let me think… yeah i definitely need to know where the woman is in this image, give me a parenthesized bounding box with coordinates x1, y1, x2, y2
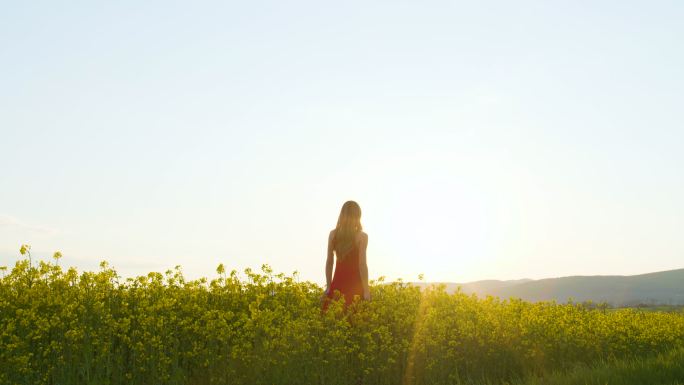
(322, 200, 370, 311)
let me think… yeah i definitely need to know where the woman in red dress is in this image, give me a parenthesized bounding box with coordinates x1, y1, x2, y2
(322, 201, 370, 312)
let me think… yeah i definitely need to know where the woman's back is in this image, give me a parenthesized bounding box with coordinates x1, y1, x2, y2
(322, 200, 370, 311)
(333, 230, 362, 269)
(323, 230, 365, 308)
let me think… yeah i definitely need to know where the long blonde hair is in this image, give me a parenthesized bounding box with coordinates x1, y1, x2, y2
(334, 201, 362, 260)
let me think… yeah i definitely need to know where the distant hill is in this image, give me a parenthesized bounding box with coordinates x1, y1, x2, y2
(410, 279, 533, 296)
(410, 268, 684, 306)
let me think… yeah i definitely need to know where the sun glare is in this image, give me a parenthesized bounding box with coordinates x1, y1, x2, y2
(365, 174, 499, 283)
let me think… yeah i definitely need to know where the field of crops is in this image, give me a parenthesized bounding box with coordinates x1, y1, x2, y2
(2, 250, 684, 385)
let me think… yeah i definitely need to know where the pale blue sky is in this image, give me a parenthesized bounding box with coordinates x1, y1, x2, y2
(1, 1, 683, 285)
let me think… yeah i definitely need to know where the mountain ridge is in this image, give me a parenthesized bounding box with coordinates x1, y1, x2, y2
(409, 268, 684, 306)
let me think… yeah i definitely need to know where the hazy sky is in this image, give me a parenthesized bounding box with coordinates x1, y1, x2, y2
(1, 1, 683, 285)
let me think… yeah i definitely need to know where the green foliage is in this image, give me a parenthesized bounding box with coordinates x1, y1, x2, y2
(1, 250, 683, 385)
(514, 346, 684, 385)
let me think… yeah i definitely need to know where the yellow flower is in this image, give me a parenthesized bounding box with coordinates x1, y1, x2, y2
(20, 244, 30, 255)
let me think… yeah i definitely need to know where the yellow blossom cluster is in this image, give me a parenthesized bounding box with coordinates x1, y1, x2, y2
(1, 252, 683, 385)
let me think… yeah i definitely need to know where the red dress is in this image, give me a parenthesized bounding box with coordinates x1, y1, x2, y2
(322, 242, 364, 311)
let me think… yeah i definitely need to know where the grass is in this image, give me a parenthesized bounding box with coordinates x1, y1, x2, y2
(511, 346, 684, 385)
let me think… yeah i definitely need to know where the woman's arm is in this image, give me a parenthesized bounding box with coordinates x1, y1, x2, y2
(325, 230, 335, 293)
(358, 232, 370, 300)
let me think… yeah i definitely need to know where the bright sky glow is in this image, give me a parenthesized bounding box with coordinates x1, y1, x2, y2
(1, 1, 683, 285)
